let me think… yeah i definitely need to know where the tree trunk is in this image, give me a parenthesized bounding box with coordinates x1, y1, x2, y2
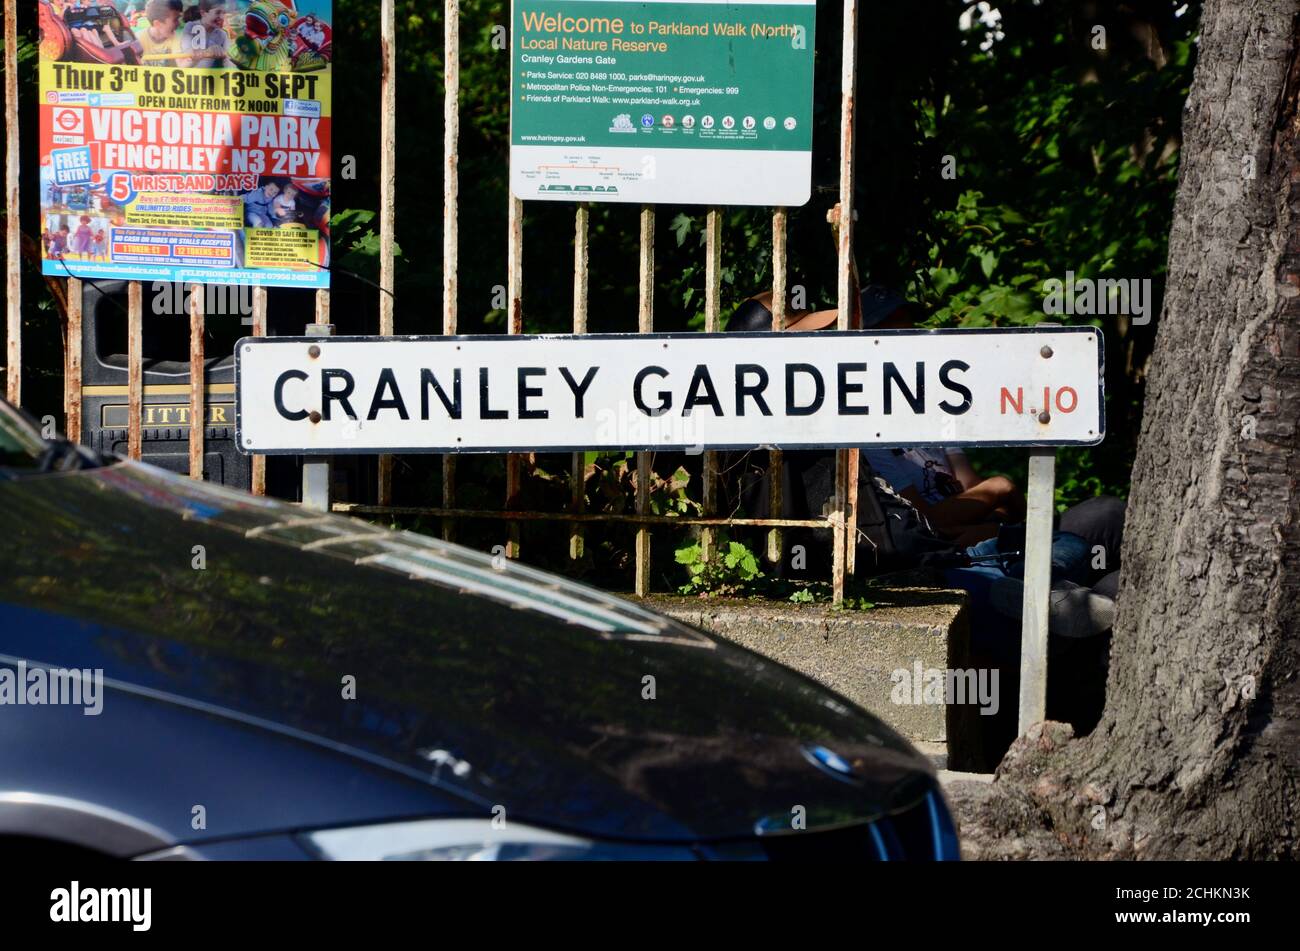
(951, 0, 1300, 859)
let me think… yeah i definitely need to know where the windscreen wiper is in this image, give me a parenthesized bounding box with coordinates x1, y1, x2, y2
(35, 438, 106, 474)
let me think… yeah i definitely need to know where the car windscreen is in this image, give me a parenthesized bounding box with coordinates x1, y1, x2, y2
(0, 401, 108, 477)
(0, 401, 49, 472)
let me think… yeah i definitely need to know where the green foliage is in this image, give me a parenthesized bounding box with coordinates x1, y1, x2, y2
(910, 2, 1197, 506)
(921, 190, 1041, 327)
(675, 539, 764, 597)
(831, 596, 877, 613)
(650, 466, 699, 517)
(0, 0, 1202, 587)
(331, 208, 401, 280)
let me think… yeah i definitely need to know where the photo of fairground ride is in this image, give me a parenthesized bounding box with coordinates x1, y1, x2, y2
(37, 0, 333, 72)
(250, 176, 331, 269)
(39, 1, 144, 65)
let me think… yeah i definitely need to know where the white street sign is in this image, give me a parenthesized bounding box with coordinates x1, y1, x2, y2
(235, 328, 1104, 455)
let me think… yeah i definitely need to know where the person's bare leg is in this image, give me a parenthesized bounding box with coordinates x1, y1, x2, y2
(952, 523, 999, 547)
(985, 476, 1026, 522)
(925, 477, 1022, 536)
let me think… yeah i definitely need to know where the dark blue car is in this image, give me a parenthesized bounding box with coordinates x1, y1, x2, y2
(0, 399, 958, 860)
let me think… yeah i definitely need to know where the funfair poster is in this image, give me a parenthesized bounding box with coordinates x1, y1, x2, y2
(36, 0, 332, 290)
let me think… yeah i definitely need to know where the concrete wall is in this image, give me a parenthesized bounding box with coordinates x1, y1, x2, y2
(650, 585, 990, 771)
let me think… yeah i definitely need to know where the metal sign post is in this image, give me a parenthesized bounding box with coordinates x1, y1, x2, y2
(1017, 447, 1057, 735)
(301, 322, 335, 512)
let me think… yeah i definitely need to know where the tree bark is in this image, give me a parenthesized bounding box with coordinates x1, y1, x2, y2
(951, 0, 1300, 859)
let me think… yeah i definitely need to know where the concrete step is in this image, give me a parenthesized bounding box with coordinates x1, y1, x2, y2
(648, 584, 997, 772)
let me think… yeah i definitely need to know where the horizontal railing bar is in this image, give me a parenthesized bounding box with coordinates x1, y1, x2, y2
(332, 504, 832, 530)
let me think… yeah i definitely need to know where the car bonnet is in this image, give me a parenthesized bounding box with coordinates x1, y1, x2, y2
(0, 461, 936, 842)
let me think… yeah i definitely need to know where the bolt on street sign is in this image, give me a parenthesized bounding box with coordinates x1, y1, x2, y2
(510, 0, 817, 206)
(235, 328, 1104, 455)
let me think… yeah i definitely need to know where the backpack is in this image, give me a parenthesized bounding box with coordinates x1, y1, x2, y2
(735, 450, 958, 577)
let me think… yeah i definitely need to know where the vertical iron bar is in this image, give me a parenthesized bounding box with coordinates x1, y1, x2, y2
(377, 0, 397, 506)
(188, 284, 204, 479)
(4, 0, 19, 406)
(832, 0, 860, 604)
(701, 208, 722, 562)
(66, 279, 83, 441)
(127, 282, 142, 460)
(570, 203, 589, 560)
(634, 206, 654, 596)
(312, 289, 331, 502)
(766, 209, 787, 566)
(505, 195, 524, 558)
(442, 0, 460, 541)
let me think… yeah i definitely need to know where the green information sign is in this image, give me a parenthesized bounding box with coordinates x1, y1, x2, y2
(510, 0, 817, 205)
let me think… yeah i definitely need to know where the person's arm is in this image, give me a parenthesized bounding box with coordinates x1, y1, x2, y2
(943, 448, 1026, 522)
(212, 34, 231, 67)
(947, 449, 980, 491)
(882, 475, 1007, 546)
(175, 36, 194, 68)
(73, 27, 107, 49)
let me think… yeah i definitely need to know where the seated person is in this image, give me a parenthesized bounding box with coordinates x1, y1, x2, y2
(729, 285, 906, 333)
(730, 284, 1125, 641)
(244, 181, 281, 229)
(137, 0, 184, 66)
(865, 447, 1023, 547)
(272, 183, 300, 225)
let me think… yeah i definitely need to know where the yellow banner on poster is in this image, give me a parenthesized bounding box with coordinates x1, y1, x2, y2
(245, 227, 321, 269)
(40, 61, 332, 114)
(126, 192, 242, 229)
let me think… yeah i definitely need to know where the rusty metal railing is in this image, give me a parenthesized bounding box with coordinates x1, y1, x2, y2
(4, 0, 19, 407)
(3, 0, 865, 601)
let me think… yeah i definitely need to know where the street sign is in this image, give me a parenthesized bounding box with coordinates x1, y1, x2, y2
(236, 328, 1105, 455)
(510, 0, 817, 206)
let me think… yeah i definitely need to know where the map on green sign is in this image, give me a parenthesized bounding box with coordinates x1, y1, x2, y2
(510, 0, 817, 206)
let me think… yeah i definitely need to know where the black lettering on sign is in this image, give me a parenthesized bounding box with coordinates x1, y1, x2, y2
(479, 367, 508, 419)
(635, 366, 671, 416)
(421, 368, 462, 419)
(735, 364, 772, 417)
(837, 363, 869, 416)
(939, 360, 972, 415)
(368, 368, 410, 420)
(321, 369, 357, 420)
(274, 369, 309, 421)
(683, 365, 723, 416)
(786, 364, 824, 417)
(518, 367, 548, 420)
(883, 362, 925, 415)
(559, 366, 599, 418)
